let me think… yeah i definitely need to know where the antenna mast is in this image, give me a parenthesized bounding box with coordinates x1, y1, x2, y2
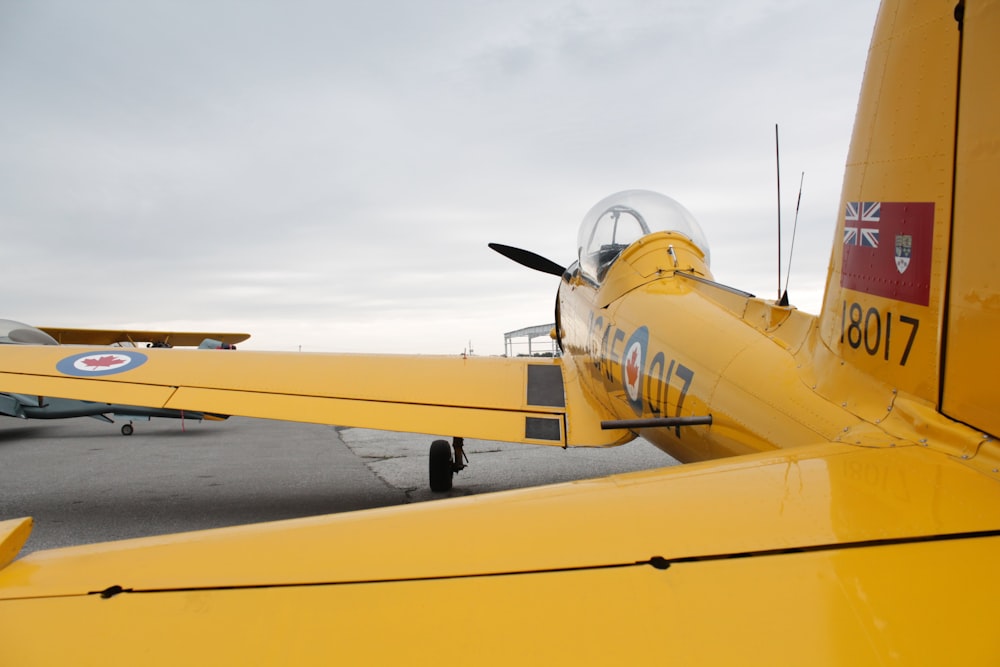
(783, 172, 805, 301)
(775, 124, 782, 302)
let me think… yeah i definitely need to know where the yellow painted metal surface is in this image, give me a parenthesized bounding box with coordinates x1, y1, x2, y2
(0, 519, 31, 570)
(0, 348, 622, 447)
(3, 537, 1000, 666)
(0, 370, 180, 408)
(942, 0, 1000, 436)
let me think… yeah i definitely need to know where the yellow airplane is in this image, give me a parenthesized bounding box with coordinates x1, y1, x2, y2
(0, 319, 248, 434)
(1, 0, 998, 662)
(33, 324, 248, 349)
(1, 318, 249, 349)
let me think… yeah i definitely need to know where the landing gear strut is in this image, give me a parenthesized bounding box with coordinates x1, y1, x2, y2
(429, 437, 468, 492)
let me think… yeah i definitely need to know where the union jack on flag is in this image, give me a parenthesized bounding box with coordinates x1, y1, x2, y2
(846, 201, 881, 223)
(859, 227, 879, 247)
(844, 201, 880, 247)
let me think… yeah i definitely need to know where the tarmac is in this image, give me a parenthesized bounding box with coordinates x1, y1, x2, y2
(0, 415, 677, 557)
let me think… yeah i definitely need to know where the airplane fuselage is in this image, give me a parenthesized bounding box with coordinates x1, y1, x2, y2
(556, 229, 965, 465)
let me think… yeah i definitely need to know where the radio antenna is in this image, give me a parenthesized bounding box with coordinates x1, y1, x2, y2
(781, 171, 805, 303)
(775, 124, 783, 303)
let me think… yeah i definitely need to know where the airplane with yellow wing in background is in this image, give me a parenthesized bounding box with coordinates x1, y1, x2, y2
(1, 0, 999, 662)
(0, 319, 248, 434)
(33, 323, 248, 349)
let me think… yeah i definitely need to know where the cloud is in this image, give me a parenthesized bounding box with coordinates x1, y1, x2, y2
(0, 0, 878, 354)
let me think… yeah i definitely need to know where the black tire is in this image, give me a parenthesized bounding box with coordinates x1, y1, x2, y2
(121, 423, 134, 436)
(429, 439, 453, 492)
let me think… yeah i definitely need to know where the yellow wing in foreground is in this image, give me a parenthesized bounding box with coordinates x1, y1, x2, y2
(1, 442, 998, 664)
(37, 327, 250, 347)
(0, 344, 627, 447)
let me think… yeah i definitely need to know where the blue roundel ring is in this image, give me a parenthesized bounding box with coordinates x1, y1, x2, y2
(56, 351, 149, 377)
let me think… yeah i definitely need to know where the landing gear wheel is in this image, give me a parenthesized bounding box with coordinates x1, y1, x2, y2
(429, 439, 454, 492)
(121, 423, 134, 436)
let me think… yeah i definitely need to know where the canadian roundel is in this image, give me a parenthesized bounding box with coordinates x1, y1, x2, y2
(623, 340, 644, 402)
(56, 351, 148, 377)
(621, 326, 650, 416)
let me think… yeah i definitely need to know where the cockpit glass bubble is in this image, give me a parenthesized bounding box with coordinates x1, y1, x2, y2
(576, 190, 710, 283)
(0, 319, 59, 345)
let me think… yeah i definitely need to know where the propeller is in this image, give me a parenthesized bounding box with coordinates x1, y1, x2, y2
(488, 243, 566, 277)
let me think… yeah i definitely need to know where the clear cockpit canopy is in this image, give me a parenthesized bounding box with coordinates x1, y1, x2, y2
(577, 190, 710, 283)
(0, 319, 58, 345)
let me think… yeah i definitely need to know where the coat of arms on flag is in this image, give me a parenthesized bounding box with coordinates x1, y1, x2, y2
(840, 201, 934, 305)
(895, 234, 912, 274)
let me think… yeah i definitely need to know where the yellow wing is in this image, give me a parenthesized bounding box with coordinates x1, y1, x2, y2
(0, 344, 627, 447)
(37, 327, 250, 347)
(1, 442, 998, 664)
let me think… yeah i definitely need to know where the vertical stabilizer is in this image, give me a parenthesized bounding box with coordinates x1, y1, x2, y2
(818, 0, 998, 438)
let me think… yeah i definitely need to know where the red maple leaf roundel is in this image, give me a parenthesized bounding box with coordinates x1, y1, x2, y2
(81, 355, 127, 369)
(59, 350, 146, 377)
(625, 345, 641, 389)
(625, 343, 642, 401)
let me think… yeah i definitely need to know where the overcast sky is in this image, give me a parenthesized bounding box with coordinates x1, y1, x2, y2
(1, 1, 879, 355)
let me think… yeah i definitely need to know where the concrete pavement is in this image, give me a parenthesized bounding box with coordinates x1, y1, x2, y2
(0, 415, 676, 556)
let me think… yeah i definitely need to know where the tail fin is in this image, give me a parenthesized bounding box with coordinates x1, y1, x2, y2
(818, 0, 999, 439)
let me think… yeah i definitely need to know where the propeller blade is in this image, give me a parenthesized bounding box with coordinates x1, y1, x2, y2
(488, 243, 566, 277)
